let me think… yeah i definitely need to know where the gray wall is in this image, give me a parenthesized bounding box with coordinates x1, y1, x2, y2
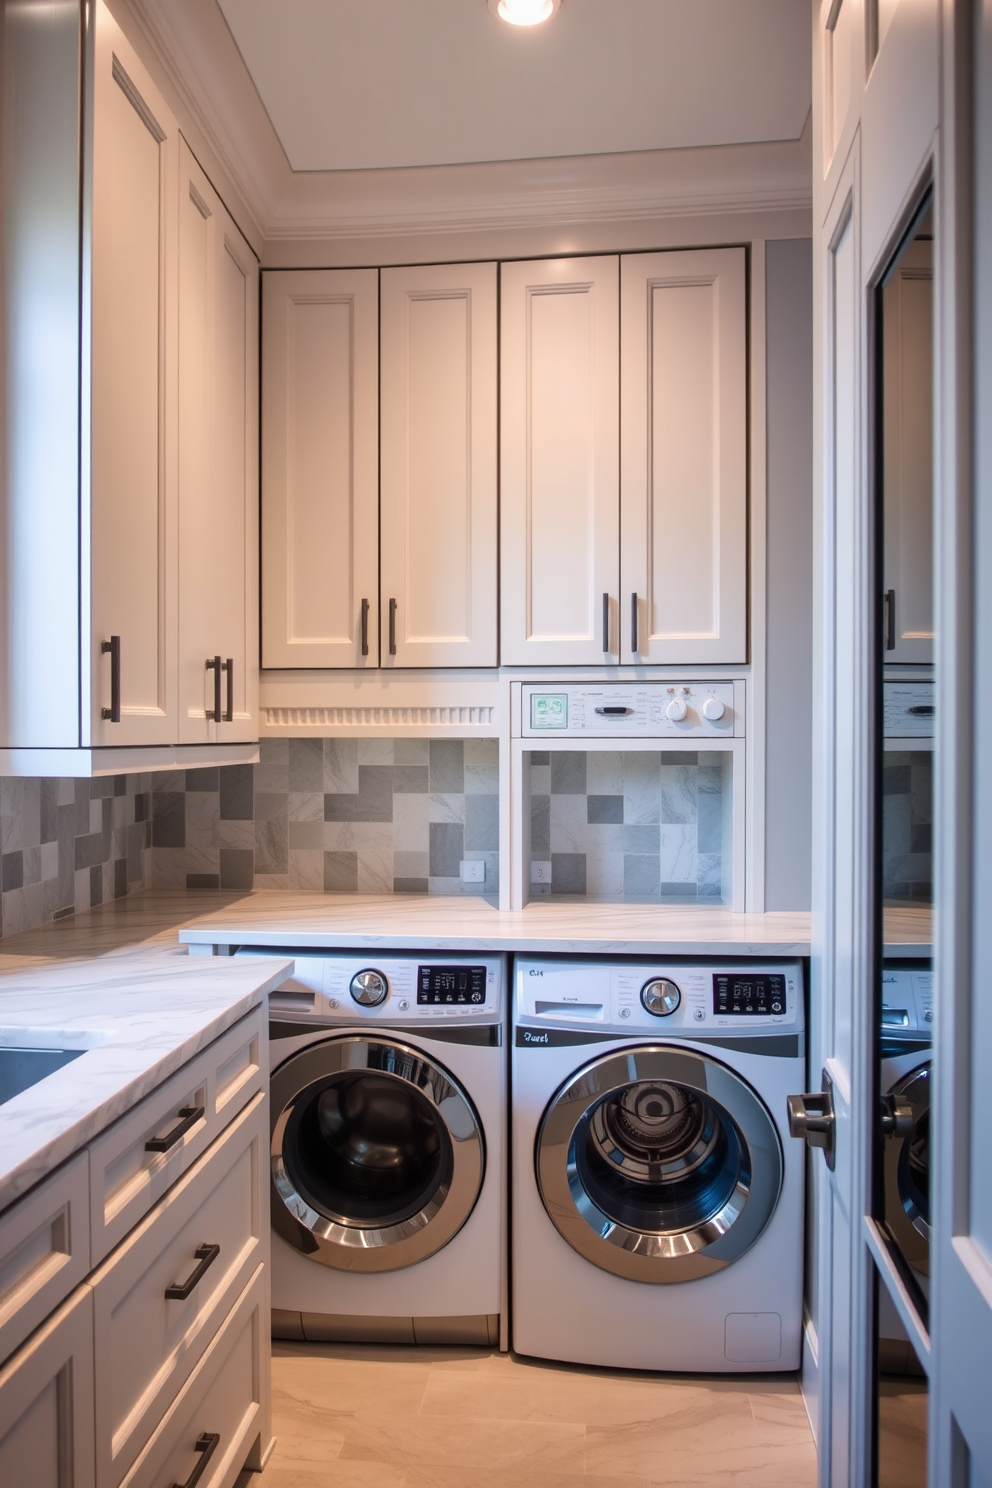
(765, 238, 814, 911)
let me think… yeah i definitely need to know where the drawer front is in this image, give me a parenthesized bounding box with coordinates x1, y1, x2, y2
(0, 1283, 95, 1488)
(89, 1008, 265, 1264)
(119, 1266, 266, 1488)
(93, 1092, 266, 1488)
(0, 1151, 90, 1366)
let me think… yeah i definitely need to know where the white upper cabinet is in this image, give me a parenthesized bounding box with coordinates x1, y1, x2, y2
(380, 262, 498, 668)
(882, 236, 934, 664)
(261, 270, 379, 669)
(500, 257, 620, 666)
(177, 141, 259, 744)
(620, 248, 748, 664)
(89, 1, 179, 746)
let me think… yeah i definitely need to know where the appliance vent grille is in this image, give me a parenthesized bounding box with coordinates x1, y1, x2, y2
(263, 706, 496, 729)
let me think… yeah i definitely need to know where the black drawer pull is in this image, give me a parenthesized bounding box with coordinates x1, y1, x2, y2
(205, 655, 222, 721)
(145, 1104, 205, 1153)
(171, 1431, 220, 1488)
(101, 636, 121, 722)
(389, 597, 397, 656)
(165, 1243, 220, 1301)
(360, 597, 370, 657)
(223, 657, 234, 723)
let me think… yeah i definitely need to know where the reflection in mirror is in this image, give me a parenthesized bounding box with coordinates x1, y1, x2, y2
(875, 1263, 928, 1487)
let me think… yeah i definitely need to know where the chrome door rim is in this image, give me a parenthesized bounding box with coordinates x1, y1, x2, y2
(884, 1063, 930, 1272)
(271, 1035, 485, 1272)
(536, 1044, 784, 1284)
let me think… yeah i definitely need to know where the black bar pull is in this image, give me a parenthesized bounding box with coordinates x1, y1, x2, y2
(360, 598, 370, 658)
(101, 636, 121, 722)
(205, 656, 222, 720)
(165, 1243, 221, 1301)
(884, 589, 896, 650)
(223, 658, 234, 723)
(171, 1432, 221, 1488)
(602, 593, 610, 653)
(630, 592, 639, 654)
(145, 1104, 205, 1153)
(389, 598, 397, 656)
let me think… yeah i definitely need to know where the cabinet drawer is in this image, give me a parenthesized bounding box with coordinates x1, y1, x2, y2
(89, 1008, 265, 1264)
(0, 1152, 89, 1366)
(120, 1265, 266, 1488)
(0, 1283, 95, 1488)
(93, 1092, 266, 1488)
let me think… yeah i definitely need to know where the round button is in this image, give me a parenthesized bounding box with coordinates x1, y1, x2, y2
(693, 1007, 706, 1022)
(350, 968, 389, 1007)
(666, 697, 688, 722)
(327, 998, 339, 1010)
(702, 696, 725, 721)
(618, 1006, 632, 1019)
(398, 999, 410, 1011)
(640, 978, 682, 1017)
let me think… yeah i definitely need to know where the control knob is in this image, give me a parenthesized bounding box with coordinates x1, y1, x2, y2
(640, 978, 682, 1017)
(702, 696, 725, 721)
(350, 968, 389, 1007)
(666, 697, 688, 722)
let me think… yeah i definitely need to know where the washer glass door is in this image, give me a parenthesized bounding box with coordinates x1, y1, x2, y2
(536, 1045, 783, 1283)
(883, 1062, 930, 1276)
(271, 1036, 485, 1271)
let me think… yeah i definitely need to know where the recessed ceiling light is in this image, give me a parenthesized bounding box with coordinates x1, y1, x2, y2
(487, 0, 562, 27)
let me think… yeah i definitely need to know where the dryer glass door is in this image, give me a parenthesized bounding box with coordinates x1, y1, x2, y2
(882, 1062, 931, 1276)
(271, 1036, 485, 1272)
(536, 1045, 783, 1283)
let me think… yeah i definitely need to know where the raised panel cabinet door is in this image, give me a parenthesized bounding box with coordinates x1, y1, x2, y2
(88, 0, 179, 745)
(620, 248, 748, 665)
(881, 237, 933, 663)
(262, 269, 379, 668)
(380, 262, 498, 668)
(0, 1286, 95, 1488)
(177, 140, 259, 744)
(500, 256, 620, 665)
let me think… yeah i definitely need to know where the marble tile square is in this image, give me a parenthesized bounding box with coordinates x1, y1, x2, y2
(2, 850, 23, 892)
(883, 763, 911, 795)
(57, 777, 75, 808)
(255, 816, 289, 875)
(428, 793, 465, 824)
(585, 850, 624, 896)
(697, 791, 724, 856)
(624, 854, 661, 896)
(149, 847, 186, 890)
(551, 853, 586, 895)
(358, 738, 395, 766)
(394, 851, 429, 879)
(289, 791, 325, 823)
(219, 818, 255, 851)
(393, 765, 429, 794)
(288, 737, 324, 793)
(395, 878, 429, 894)
(357, 839, 393, 893)
(256, 738, 290, 793)
(660, 764, 698, 824)
(530, 764, 551, 796)
(40, 780, 58, 846)
(882, 795, 912, 855)
(588, 795, 623, 824)
(464, 738, 498, 768)
(430, 739, 464, 793)
(40, 841, 58, 882)
(89, 796, 102, 834)
(394, 738, 429, 764)
(529, 751, 550, 766)
(289, 819, 324, 850)
(151, 790, 185, 849)
(325, 852, 358, 891)
(623, 753, 661, 825)
(622, 824, 660, 854)
(324, 822, 393, 855)
(289, 849, 324, 891)
(185, 791, 220, 876)
(22, 844, 41, 887)
(325, 739, 360, 793)
(185, 767, 219, 792)
(698, 766, 722, 795)
(698, 853, 723, 895)
(186, 873, 220, 891)
(465, 761, 499, 795)
(465, 794, 499, 851)
(220, 764, 254, 821)
(219, 848, 254, 890)
(531, 796, 551, 856)
(660, 824, 697, 882)
(430, 822, 463, 877)
(586, 752, 624, 795)
(551, 752, 586, 795)
(391, 792, 429, 852)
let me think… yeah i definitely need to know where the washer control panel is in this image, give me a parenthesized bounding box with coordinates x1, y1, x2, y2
(237, 950, 504, 1025)
(515, 957, 803, 1034)
(880, 962, 933, 1034)
(521, 683, 739, 738)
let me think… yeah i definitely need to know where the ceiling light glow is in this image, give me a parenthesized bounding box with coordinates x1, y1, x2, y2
(488, 0, 561, 27)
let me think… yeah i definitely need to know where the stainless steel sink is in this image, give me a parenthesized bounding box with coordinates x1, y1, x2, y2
(0, 1046, 87, 1106)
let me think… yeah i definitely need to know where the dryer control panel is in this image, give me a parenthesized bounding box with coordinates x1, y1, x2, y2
(880, 962, 933, 1034)
(515, 957, 803, 1035)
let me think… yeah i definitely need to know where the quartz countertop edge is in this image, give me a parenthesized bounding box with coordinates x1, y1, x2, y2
(0, 953, 292, 1215)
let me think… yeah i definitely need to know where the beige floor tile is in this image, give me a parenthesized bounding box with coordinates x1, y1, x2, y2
(749, 1388, 816, 1444)
(645, 1440, 818, 1487)
(553, 1402, 758, 1480)
(338, 1412, 585, 1472)
(260, 1466, 406, 1488)
(404, 1469, 632, 1488)
(271, 1344, 432, 1417)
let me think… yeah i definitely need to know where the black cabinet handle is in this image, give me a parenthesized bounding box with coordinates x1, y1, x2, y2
(145, 1104, 205, 1153)
(205, 656, 222, 721)
(630, 592, 639, 654)
(602, 593, 610, 653)
(361, 598, 370, 657)
(171, 1432, 220, 1488)
(884, 589, 896, 650)
(389, 598, 397, 656)
(101, 636, 121, 722)
(165, 1243, 220, 1301)
(223, 658, 234, 723)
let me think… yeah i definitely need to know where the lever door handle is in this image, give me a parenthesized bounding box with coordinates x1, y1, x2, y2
(787, 1070, 835, 1169)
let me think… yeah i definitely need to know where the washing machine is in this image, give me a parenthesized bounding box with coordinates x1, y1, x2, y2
(511, 955, 805, 1372)
(237, 950, 507, 1347)
(878, 960, 932, 1369)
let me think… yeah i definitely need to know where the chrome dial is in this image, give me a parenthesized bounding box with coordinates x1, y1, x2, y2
(350, 969, 389, 1007)
(640, 977, 681, 1017)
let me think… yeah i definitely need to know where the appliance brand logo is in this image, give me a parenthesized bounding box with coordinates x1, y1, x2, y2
(522, 1030, 549, 1044)
(528, 969, 544, 976)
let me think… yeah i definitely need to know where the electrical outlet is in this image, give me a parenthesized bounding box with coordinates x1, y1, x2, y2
(459, 860, 485, 883)
(531, 861, 552, 884)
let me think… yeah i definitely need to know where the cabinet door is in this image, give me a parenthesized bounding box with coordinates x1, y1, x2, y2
(881, 237, 933, 663)
(500, 257, 620, 665)
(0, 1286, 95, 1488)
(380, 262, 497, 668)
(620, 248, 748, 664)
(261, 269, 379, 669)
(177, 140, 259, 744)
(88, 0, 178, 745)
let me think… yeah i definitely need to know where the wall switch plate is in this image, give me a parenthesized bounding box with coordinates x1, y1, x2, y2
(459, 860, 485, 883)
(531, 861, 552, 884)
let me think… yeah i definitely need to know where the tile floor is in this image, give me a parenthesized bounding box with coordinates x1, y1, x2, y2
(252, 1341, 818, 1488)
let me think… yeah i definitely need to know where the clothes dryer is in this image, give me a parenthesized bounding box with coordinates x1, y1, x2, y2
(511, 956, 805, 1372)
(237, 951, 506, 1347)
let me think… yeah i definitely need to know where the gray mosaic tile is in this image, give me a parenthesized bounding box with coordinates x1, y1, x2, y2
(22, 845, 41, 887)
(531, 796, 551, 856)
(394, 877, 429, 893)
(289, 819, 323, 850)
(358, 738, 394, 766)
(220, 765, 254, 821)
(394, 738, 429, 765)
(624, 854, 660, 897)
(324, 851, 358, 891)
(660, 765, 697, 824)
(255, 815, 289, 876)
(290, 849, 324, 891)
(394, 765, 429, 794)
(324, 739, 359, 793)
(659, 881, 700, 897)
(324, 765, 394, 822)
(551, 853, 586, 895)
(152, 792, 185, 848)
(697, 791, 723, 856)
(256, 738, 290, 794)
(394, 851, 429, 879)
(429, 793, 465, 824)
(530, 751, 550, 766)
(659, 824, 697, 883)
(40, 780, 58, 845)
(429, 822, 463, 877)
(622, 824, 660, 854)
(551, 752, 586, 795)
(186, 767, 220, 792)
(588, 795, 623, 824)
(465, 793, 499, 851)
(187, 873, 220, 890)
(2, 851, 23, 892)
(219, 848, 254, 891)
(430, 740, 464, 794)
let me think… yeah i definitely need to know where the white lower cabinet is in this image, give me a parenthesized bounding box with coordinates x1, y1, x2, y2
(0, 1286, 95, 1488)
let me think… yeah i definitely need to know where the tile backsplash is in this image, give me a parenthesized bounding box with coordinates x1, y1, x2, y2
(529, 750, 727, 900)
(882, 751, 932, 902)
(149, 738, 501, 897)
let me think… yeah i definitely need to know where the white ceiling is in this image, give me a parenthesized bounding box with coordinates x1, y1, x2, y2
(216, 0, 811, 173)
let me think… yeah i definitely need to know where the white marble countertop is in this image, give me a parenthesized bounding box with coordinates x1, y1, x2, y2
(0, 915, 290, 1213)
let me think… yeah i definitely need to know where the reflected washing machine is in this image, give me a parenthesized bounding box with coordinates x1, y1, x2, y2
(878, 960, 932, 1369)
(237, 950, 506, 1347)
(511, 956, 805, 1372)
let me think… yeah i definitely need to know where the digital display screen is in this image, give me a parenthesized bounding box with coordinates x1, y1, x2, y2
(713, 974, 786, 1017)
(417, 965, 487, 1006)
